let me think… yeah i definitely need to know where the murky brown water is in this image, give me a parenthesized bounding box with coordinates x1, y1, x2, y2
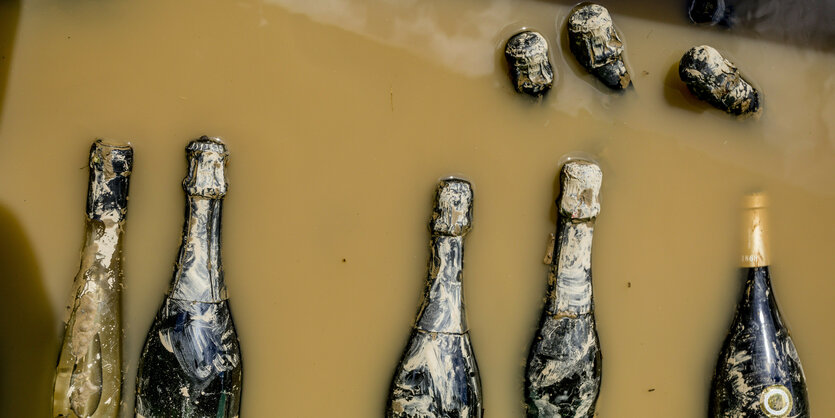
(0, 0, 833, 416)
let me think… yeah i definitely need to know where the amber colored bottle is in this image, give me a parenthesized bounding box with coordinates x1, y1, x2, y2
(709, 193, 809, 417)
(53, 140, 133, 418)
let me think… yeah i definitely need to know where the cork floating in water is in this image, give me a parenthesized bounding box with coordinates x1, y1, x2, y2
(567, 4, 631, 90)
(679, 45, 761, 117)
(505, 31, 554, 97)
(525, 160, 603, 418)
(134, 137, 242, 418)
(386, 178, 483, 418)
(53, 140, 133, 418)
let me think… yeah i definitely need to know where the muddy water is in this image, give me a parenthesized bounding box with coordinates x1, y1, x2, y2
(0, 0, 833, 416)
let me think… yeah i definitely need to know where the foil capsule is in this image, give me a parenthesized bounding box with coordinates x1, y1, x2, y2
(679, 45, 761, 117)
(505, 31, 554, 96)
(567, 4, 631, 90)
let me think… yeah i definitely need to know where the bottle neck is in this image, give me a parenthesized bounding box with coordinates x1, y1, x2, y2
(78, 217, 124, 280)
(741, 266, 773, 299)
(170, 196, 226, 302)
(546, 217, 595, 316)
(415, 234, 467, 333)
(86, 141, 132, 223)
(736, 266, 780, 329)
(741, 199, 768, 268)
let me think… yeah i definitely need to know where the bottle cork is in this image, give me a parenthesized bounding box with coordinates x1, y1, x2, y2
(430, 178, 473, 236)
(558, 160, 602, 220)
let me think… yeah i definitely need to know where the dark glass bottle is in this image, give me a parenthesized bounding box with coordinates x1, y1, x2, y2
(53, 140, 133, 418)
(525, 160, 603, 418)
(386, 178, 483, 418)
(709, 193, 809, 418)
(135, 137, 242, 418)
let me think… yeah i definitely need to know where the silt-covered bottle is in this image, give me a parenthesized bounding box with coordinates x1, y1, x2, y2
(53, 140, 133, 418)
(525, 160, 603, 418)
(135, 137, 242, 417)
(709, 193, 809, 417)
(386, 178, 483, 418)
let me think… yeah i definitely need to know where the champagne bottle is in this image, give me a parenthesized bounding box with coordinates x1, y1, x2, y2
(709, 193, 809, 417)
(135, 137, 242, 418)
(525, 160, 603, 418)
(53, 140, 133, 418)
(386, 178, 483, 418)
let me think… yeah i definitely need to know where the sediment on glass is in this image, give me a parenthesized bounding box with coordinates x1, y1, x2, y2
(525, 160, 603, 418)
(53, 140, 133, 418)
(134, 137, 243, 418)
(708, 193, 809, 417)
(387, 178, 483, 418)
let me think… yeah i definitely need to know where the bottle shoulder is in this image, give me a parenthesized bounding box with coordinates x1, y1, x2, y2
(137, 298, 242, 412)
(389, 330, 481, 417)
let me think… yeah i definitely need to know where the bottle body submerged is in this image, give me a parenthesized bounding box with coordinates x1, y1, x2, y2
(135, 297, 242, 417)
(135, 137, 242, 418)
(709, 193, 808, 417)
(387, 179, 483, 418)
(525, 161, 603, 418)
(53, 140, 132, 418)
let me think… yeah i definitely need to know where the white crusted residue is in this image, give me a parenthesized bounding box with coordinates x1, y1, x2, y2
(417, 236, 466, 333)
(690, 45, 736, 93)
(159, 329, 174, 353)
(560, 161, 602, 220)
(683, 45, 759, 116)
(432, 180, 473, 236)
(506, 31, 548, 58)
(527, 315, 600, 416)
(725, 350, 754, 396)
(184, 138, 228, 198)
(70, 282, 99, 359)
(554, 222, 594, 314)
(392, 332, 480, 417)
(567, 4, 624, 70)
(93, 223, 121, 273)
(539, 330, 595, 386)
(567, 4, 612, 34)
(171, 198, 225, 303)
(728, 350, 752, 366)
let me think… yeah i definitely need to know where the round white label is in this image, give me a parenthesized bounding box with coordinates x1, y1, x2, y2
(760, 385, 792, 417)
